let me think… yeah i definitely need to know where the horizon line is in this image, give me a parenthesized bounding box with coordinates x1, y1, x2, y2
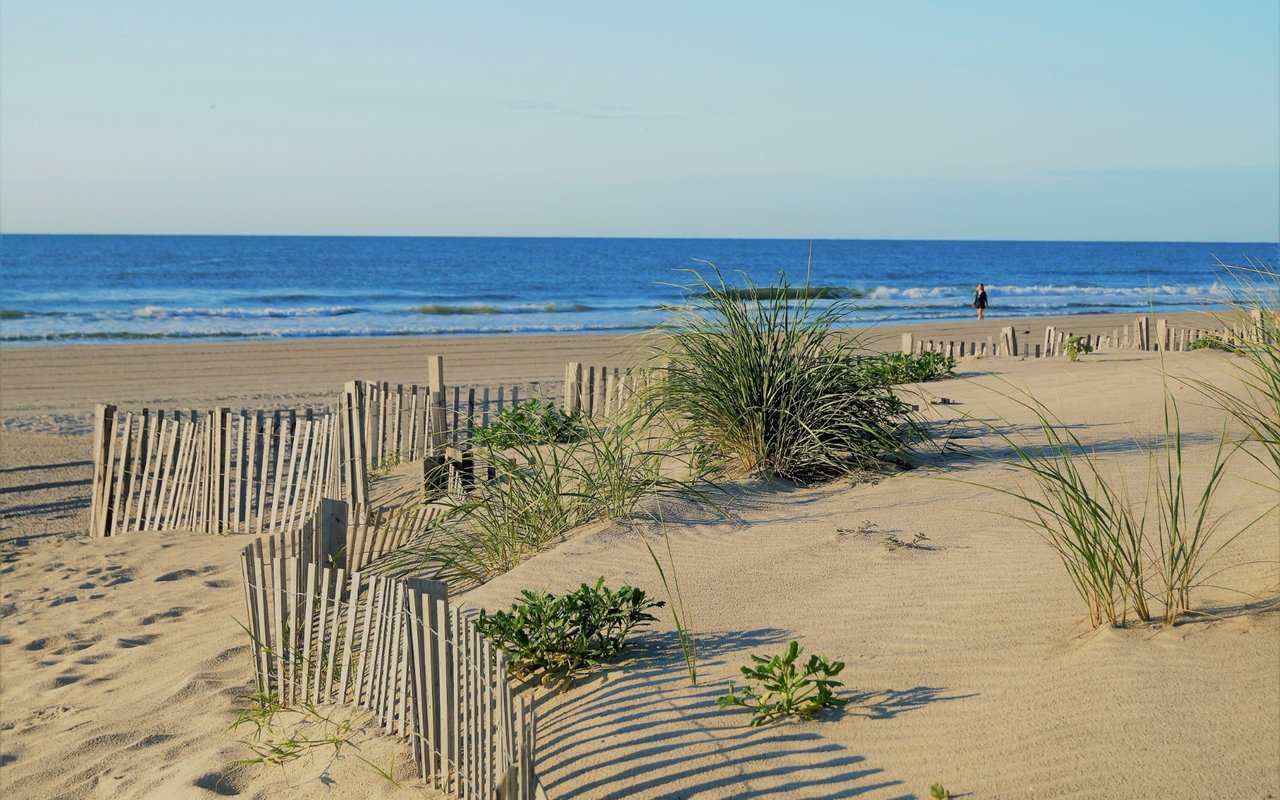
(4, 231, 1278, 246)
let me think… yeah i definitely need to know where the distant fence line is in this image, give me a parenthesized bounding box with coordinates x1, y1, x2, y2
(562, 362, 656, 417)
(89, 406, 342, 540)
(899, 312, 1270, 359)
(240, 500, 540, 799)
(87, 356, 643, 543)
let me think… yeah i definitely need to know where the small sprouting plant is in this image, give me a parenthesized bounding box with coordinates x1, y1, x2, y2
(883, 532, 931, 550)
(1064, 335, 1093, 362)
(229, 692, 364, 767)
(717, 640, 847, 726)
(836, 520, 879, 536)
(476, 578, 664, 685)
(929, 782, 952, 800)
(469, 399, 587, 449)
(644, 520, 698, 686)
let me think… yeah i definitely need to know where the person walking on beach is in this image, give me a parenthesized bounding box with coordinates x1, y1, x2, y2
(973, 283, 988, 320)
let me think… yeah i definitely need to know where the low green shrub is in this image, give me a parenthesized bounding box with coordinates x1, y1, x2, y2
(475, 578, 664, 684)
(853, 351, 956, 384)
(1065, 335, 1093, 361)
(1188, 335, 1237, 353)
(469, 399, 588, 449)
(717, 640, 847, 726)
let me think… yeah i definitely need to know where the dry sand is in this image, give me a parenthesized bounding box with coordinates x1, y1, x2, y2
(2, 316, 1277, 799)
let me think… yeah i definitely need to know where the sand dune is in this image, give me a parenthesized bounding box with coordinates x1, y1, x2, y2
(2, 324, 1276, 799)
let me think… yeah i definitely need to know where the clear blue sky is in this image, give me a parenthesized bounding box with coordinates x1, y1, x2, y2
(3, 1, 1277, 240)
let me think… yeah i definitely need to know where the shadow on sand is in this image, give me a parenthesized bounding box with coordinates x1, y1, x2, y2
(533, 628, 974, 799)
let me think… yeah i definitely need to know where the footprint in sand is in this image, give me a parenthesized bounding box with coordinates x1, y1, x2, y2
(103, 566, 134, 586)
(53, 638, 98, 655)
(24, 637, 52, 651)
(52, 673, 82, 688)
(117, 634, 159, 649)
(155, 569, 199, 582)
(203, 579, 233, 589)
(156, 565, 219, 582)
(140, 607, 187, 625)
(194, 770, 243, 796)
(49, 595, 78, 608)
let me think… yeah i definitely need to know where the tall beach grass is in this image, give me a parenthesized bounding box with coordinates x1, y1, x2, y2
(979, 388, 1241, 627)
(653, 265, 915, 483)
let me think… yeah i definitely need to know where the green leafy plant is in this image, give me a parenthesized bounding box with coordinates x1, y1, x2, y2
(469, 399, 587, 450)
(929, 782, 952, 800)
(655, 265, 916, 483)
(475, 578, 664, 684)
(1064, 335, 1093, 362)
(852, 351, 956, 384)
(717, 640, 847, 726)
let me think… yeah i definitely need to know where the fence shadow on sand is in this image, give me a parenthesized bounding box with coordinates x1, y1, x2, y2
(532, 627, 958, 799)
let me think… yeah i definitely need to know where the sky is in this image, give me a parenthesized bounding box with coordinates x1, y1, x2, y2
(2, 1, 1278, 240)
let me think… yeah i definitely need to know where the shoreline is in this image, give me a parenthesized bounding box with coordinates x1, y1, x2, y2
(0, 309, 1229, 427)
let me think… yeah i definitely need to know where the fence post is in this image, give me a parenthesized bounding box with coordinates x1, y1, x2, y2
(342, 382, 369, 515)
(1156, 318, 1168, 352)
(90, 404, 118, 537)
(318, 497, 348, 568)
(423, 357, 448, 496)
(564, 362, 582, 413)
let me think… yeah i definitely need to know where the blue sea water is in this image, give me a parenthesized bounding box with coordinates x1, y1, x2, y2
(0, 235, 1274, 345)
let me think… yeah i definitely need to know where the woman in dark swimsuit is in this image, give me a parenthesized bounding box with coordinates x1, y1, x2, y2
(973, 283, 988, 320)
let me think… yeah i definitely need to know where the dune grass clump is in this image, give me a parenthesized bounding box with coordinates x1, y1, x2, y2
(984, 392, 1238, 627)
(374, 404, 709, 589)
(656, 266, 914, 483)
(1195, 257, 1280, 486)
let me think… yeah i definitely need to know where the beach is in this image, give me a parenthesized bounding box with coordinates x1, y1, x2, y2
(2, 314, 1277, 799)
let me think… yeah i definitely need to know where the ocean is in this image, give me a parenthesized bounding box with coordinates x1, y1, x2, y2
(1, 235, 1274, 345)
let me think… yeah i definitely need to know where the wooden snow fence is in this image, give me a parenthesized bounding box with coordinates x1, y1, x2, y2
(562, 362, 656, 418)
(239, 509, 539, 799)
(90, 406, 341, 538)
(347, 503, 446, 572)
(898, 313, 1270, 360)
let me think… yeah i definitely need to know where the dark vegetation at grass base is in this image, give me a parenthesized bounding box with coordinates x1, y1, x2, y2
(698, 286, 863, 301)
(852, 351, 955, 385)
(655, 266, 922, 483)
(468, 399, 588, 450)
